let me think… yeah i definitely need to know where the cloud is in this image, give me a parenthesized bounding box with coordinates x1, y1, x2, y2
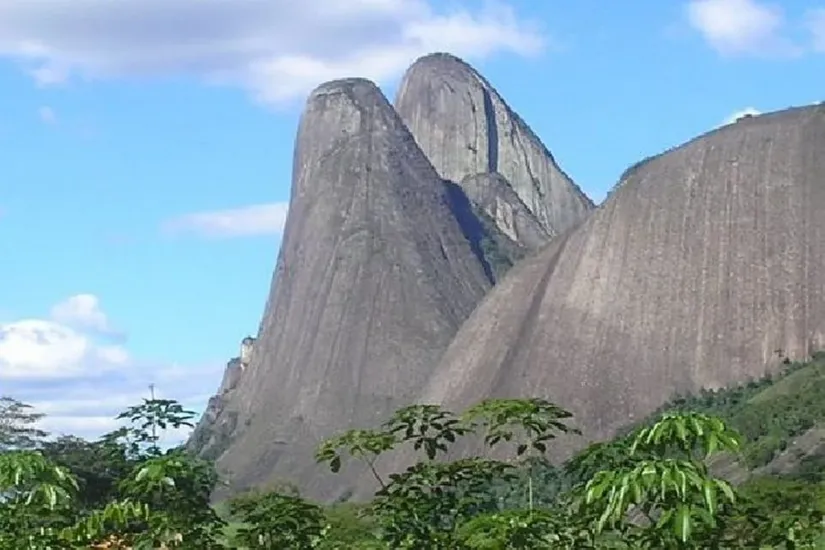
(0, 319, 129, 381)
(37, 105, 57, 124)
(50, 294, 122, 338)
(163, 202, 290, 238)
(27, 383, 217, 445)
(0, 295, 225, 443)
(685, 0, 800, 56)
(0, 0, 545, 105)
(721, 106, 762, 125)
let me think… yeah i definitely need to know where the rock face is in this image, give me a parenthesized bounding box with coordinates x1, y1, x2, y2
(409, 104, 825, 465)
(440, 172, 550, 282)
(187, 337, 255, 461)
(192, 78, 495, 500)
(395, 52, 593, 241)
(239, 336, 255, 367)
(459, 172, 549, 250)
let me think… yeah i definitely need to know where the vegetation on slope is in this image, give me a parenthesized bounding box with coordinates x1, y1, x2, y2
(648, 351, 825, 472)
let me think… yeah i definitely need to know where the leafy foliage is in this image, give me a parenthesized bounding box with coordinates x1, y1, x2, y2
(7, 353, 825, 548)
(40, 435, 133, 512)
(0, 395, 48, 450)
(648, 354, 825, 469)
(229, 490, 326, 549)
(583, 413, 740, 546)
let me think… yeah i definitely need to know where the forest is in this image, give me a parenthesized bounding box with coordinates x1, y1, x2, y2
(3, 354, 825, 549)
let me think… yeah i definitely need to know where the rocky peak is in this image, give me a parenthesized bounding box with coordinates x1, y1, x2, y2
(395, 52, 594, 239)
(190, 76, 494, 501)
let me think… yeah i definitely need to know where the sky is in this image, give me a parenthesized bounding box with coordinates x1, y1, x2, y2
(0, 0, 823, 446)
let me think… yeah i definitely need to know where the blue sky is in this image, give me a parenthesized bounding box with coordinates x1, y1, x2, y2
(0, 0, 823, 444)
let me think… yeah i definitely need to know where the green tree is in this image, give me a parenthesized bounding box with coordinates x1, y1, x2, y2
(319, 399, 579, 549)
(582, 411, 741, 548)
(455, 508, 580, 549)
(101, 391, 225, 548)
(711, 476, 825, 548)
(112, 387, 198, 458)
(229, 489, 326, 549)
(40, 435, 134, 512)
(463, 398, 578, 510)
(0, 396, 48, 450)
(0, 449, 79, 548)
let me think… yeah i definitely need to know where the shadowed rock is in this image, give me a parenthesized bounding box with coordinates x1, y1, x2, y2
(441, 172, 549, 282)
(395, 52, 593, 239)
(406, 104, 825, 467)
(459, 172, 550, 250)
(190, 77, 494, 500)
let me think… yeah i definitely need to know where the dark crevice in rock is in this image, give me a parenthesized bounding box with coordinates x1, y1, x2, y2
(444, 180, 496, 284)
(481, 87, 498, 173)
(394, 51, 594, 238)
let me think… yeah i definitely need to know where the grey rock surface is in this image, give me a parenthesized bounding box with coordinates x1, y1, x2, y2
(460, 172, 550, 250)
(406, 104, 825, 467)
(395, 52, 593, 239)
(193, 78, 494, 501)
(186, 356, 243, 462)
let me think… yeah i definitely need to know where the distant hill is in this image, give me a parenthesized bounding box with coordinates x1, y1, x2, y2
(475, 351, 825, 513)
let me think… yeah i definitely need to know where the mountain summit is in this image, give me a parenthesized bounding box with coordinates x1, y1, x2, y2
(395, 52, 593, 241)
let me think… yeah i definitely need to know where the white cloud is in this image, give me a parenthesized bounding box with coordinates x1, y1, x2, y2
(37, 105, 56, 124)
(0, 295, 227, 443)
(0, 319, 128, 381)
(685, 0, 800, 56)
(0, 0, 545, 105)
(163, 202, 290, 238)
(50, 294, 121, 337)
(721, 106, 762, 125)
(25, 383, 217, 444)
(30, 385, 216, 445)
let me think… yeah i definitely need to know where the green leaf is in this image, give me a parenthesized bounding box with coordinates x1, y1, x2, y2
(702, 478, 718, 515)
(673, 504, 692, 542)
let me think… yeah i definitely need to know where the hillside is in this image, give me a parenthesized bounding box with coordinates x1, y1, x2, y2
(465, 352, 825, 513)
(652, 351, 825, 484)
